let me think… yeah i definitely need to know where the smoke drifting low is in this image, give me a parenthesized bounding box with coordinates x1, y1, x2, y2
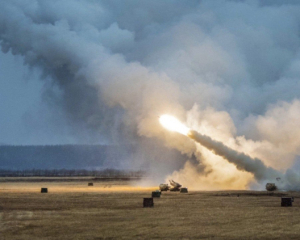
(1, 0, 300, 189)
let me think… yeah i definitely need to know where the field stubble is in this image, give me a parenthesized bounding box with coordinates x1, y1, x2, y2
(0, 179, 299, 240)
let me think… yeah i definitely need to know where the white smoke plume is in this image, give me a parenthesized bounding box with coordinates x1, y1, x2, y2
(187, 129, 300, 190)
(1, 0, 300, 189)
(188, 130, 281, 182)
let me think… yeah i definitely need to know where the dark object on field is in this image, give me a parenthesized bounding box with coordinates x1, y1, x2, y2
(266, 183, 277, 191)
(237, 194, 240, 197)
(143, 198, 154, 207)
(159, 180, 182, 191)
(169, 180, 182, 191)
(88, 182, 93, 186)
(281, 197, 292, 207)
(180, 187, 188, 193)
(152, 191, 161, 198)
(159, 183, 169, 191)
(41, 188, 48, 193)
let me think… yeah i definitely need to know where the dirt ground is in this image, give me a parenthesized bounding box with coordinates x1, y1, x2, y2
(0, 180, 299, 240)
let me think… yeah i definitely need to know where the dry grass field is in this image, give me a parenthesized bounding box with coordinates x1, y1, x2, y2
(0, 179, 300, 240)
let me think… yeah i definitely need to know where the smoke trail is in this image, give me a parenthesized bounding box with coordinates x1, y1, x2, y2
(187, 130, 300, 190)
(188, 130, 282, 180)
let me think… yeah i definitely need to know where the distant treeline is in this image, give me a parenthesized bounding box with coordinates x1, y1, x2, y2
(0, 143, 188, 177)
(0, 168, 146, 177)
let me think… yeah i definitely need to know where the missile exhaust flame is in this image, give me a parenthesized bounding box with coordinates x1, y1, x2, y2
(159, 115, 190, 135)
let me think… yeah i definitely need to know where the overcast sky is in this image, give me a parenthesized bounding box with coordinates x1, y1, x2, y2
(1, 0, 300, 149)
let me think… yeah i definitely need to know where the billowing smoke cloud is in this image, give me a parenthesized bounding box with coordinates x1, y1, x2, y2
(1, 0, 300, 189)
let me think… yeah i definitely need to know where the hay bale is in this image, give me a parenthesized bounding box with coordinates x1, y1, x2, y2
(41, 188, 48, 193)
(88, 183, 93, 186)
(281, 197, 292, 207)
(143, 198, 154, 207)
(152, 190, 161, 198)
(180, 187, 188, 193)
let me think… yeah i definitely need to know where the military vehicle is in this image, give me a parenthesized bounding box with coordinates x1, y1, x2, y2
(159, 180, 182, 191)
(169, 180, 182, 191)
(266, 183, 277, 191)
(159, 184, 169, 191)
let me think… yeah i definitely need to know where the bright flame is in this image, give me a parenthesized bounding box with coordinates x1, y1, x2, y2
(159, 114, 190, 135)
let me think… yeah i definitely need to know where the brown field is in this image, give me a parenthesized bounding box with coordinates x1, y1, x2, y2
(0, 179, 300, 240)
